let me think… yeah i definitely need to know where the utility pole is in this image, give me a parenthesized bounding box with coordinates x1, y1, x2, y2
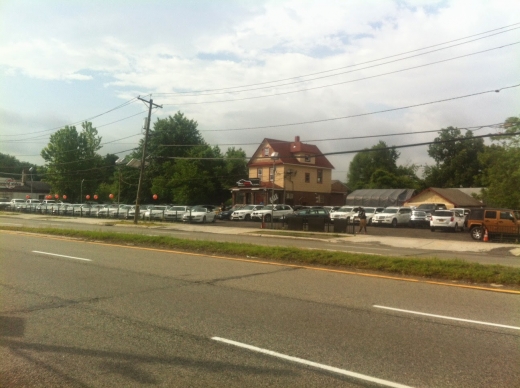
(134, 96, 162, 224)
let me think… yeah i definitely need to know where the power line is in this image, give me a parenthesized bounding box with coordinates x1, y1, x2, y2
(153, 22, 520, 95)
(0, 97, 141, 137)
(162, 42, 519, 106)
(157, 29, 520, 98)
(198, 84, 520, 132)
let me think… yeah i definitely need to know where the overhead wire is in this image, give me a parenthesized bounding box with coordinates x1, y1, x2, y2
(162, 42, 520, 106)
(153, 22, 520, 95)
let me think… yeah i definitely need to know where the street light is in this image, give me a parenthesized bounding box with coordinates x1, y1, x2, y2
(270, 152, 279, 229)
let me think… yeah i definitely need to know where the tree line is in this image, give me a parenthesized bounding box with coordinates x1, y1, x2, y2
(1, 113, 518, 209)
(346, 116, 519, 209)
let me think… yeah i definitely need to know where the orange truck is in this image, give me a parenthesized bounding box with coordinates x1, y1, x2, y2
(466, 208, 520, 241)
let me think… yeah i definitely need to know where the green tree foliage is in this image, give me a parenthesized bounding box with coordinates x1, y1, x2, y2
(479, 116, 520, 208)
(127, 112, 248, 205)
(347, 141, 421, 190)
(0, 153, 39, 180)
(423, 127, 485, 188)
(41, 122, 103, 201)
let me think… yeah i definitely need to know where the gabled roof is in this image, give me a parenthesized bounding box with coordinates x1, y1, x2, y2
(346, 189, 416, 207)
(248, 137, 334, 169)
(406, 187, 483, 207)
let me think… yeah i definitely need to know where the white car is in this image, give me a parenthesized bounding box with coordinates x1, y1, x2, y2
(331, 206, 362, 223)
(230, 205, 264, 221)
(430, 210, 466, 232)
(372, 207, 413, 227)
(250, 204, 293, 222)
(164, 206, 190, 221)
(182, 205, 216, 223)
(143, 205, 169, 220)
(351, 207, 385, 225)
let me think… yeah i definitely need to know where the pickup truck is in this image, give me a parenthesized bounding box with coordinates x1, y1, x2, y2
(467, 208, 520, 241)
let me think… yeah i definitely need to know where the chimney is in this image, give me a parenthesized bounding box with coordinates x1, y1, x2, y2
(295, 136, 300, 142)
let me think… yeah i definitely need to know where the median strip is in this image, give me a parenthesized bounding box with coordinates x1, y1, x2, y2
(1, 226, 519, 288)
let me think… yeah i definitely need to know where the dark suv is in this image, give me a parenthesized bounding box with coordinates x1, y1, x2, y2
(416, 203, 447, 217)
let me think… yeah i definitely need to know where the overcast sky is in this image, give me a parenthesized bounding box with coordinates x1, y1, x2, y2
(1, 0, 519, 182)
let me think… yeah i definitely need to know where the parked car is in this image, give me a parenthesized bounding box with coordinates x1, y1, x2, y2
(430, 210, 466, 232)
(372, 207, 413, 227)
(466, 208, 520, 241)
(10, 198, 27, 211)
(415, 203, 447, 217)
(230, 205, 264, 221)
(143, 205, 169, 220)
(164, 205, 190, 221)
(409, 210, 430, 228)
(331, 206, 361, 223)
(112, 205, 134, 219)
(251, 204, 294, 222)
(351, 207, 385, 225)
(283, 207, 331, 223)
(218, 204, 244, 220)
(182, 205, 216, 223)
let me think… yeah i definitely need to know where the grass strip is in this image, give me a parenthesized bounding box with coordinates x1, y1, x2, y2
(2, 226, 520, 286)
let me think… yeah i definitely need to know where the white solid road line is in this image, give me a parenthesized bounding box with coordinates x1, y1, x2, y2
(211, 337, 414, 388)
(32, 251, 92, 262)
(373, 305, 520, 330)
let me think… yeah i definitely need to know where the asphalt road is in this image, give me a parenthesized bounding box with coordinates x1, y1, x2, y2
(1, 214, 518, 268)
(1, 231, 519, 387)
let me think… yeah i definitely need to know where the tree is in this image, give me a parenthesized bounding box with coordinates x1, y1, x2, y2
(479, 116, 520, 208)
(423, 127, 485, 188)
(41, 122, 103, 202)
(347, 141, 421, 190)
(129, 112, 247, 204)
(0, 153, 40, 180)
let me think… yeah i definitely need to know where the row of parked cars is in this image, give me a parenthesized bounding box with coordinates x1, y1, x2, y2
(2, 199, 221, 223)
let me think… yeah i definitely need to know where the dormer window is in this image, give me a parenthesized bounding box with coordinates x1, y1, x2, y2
(264, 147, 270, 156)
(304, 155, 311, 162)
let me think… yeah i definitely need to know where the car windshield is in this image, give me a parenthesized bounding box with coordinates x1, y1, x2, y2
(337, 207, 353, 212)
(191, 206, 207, 212)
(241, 205, 256, 210)
(413, 211, 426, 216)
(262, 205, 274, 210)
(169, 206, 187, 211)
(383, 208, 398, 214)
(364, 208, 375, 213)
(433, 211, 453, 217)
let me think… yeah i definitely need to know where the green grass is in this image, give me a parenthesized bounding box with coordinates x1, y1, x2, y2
(2, 225, 520, 287)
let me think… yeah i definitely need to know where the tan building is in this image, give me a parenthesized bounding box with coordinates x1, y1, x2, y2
(405, 187, 483, 209)
(231, 136, 347, 206)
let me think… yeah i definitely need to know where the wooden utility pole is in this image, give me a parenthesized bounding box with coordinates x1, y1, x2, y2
(134, 96, 162, 224)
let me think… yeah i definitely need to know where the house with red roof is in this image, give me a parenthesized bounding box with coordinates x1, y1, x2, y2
(231, 136, 347, 206)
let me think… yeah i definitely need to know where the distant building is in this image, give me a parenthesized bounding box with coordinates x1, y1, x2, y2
(346, 189, 416, 207)
(0, 172, 51, 201)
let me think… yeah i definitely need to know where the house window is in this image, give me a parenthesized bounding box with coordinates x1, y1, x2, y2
(305, 173, 310, 183)
(317, 169, 323, 183)
(269, 167, 274, 181)
(286, 193, 293, 199)
(315, 194, 324, 203)
(264, 147, 270, 156)
(304, 155, 311, 162)
(257, 168, 263, 179)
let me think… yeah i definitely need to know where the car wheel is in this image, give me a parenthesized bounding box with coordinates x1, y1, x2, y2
(430, 227, 435, 232)
(470, 226, 483, 241)
(245, 214, 251, 221)
(453, 223, 458, 232)
(391, 218, 397, 228)
(212, 216, 216, 223)
(202, 216, 206, 223)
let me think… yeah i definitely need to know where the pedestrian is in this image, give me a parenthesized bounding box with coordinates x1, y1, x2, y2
(358, 207, 367, 234)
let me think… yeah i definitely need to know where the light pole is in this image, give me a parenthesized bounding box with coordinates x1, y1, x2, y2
(270, 152, 279, 229)
(29, 167, 34, 198)
(80, 179, 85, 204)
